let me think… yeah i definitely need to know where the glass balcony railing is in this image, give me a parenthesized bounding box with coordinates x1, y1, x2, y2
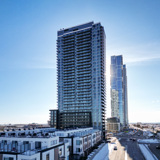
(63, 56, 75, 60)
(63, 53, 75, 57)
(62, 44, 75, 49)
(77, 53, 91, 58)
(76, 41, 90, 46)
(63, 60, 75, 63)
(63, 48, 75, 52)
(63, 70, 75, 74)
(76, 33, 91, 38)
(63, 93, 75, 95)
(76, 44, 91, 49)
(77, 73, 91, 77)
(77, 72, 91, 76)
(63, 66, 75, 70)
(63, 88, 75, 91)
(76, 49, 91, 54)
(77, 91, 91, 95)
(63, 62, 75, 66)
(76, 68, 91, 72)
(76, 35, 91, 40)
(63, 37, 75, 41)
(63, 84, 75, 87)
(77, 57, 91, 62)
(63, 81, 75, 84)
(63, 50, 75, 54)
(77, 78, 91, 81)
(76, 47, 91, 52)
(77, 62, 91, 66)
(63, 77, 75, 80)
(62, 41, 75, 46)
(77, 85, 91, 89)
(76, 30, 91, 34)
(77, 83, 91, 87)
(76, 38, 91, 43)
(77, 65, 91, 70)
(62, 38, 75, 42)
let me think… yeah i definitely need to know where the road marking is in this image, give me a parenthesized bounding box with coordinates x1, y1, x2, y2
(125, 145, 128, 160)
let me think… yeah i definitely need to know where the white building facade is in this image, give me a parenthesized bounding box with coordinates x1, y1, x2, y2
(0, 128, 101, 160)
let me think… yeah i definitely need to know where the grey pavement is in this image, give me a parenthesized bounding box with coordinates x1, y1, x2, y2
(109, 131, 145, 160)
(108, 129, 160, 160)
(109, 137, 144, 160)
(148, 144, 160, 160)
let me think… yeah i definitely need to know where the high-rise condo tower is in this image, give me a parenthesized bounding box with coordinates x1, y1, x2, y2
(56, 22, 106, 132)
(110, 55, 128, 127)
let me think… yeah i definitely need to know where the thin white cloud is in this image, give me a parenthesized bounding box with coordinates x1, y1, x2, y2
(26, 63, 56, 69)
(26, 53, 56, 69)
(152, 100, 160, 103)
(107, 41, 160, 65)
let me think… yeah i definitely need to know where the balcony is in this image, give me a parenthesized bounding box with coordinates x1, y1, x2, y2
(63, 88, 75, 91)
(77, 56, 91, 61)
(76, 35, 91, 40)
(63, 50, 75, 54)
(63, 66, 75, 70)
(76, 30, 91, 35)
(77, 52, 91, 58)
(63, 97, 75, 100)
(76, 47, 91, 52)
(76, 49, 91, 54)
(63, 93, 75, 96)
(77, 64, 91, 70)
(63, 81, 75, 84)
(63, 56, 75, 60)
(77, 81, 91, 85)
(63, 36, 75, 41)
(76, 43, 91, 49)
(76, 38, 91, 43)
(77, 61, 91, 67)
(77, 60, 91, 65)
(63, 70, 75, 74)
(77, 91, 91, 95)
(63, 83, 75, 87)
(75, 67, 90, 72)
(63, 62, 75, 66)
(62, 41, 75, 46)
(63, 48, 75, 52)
(76, 41, 90, 46)
(77, 71, 91, 76)
(63, 76, 75, 80)
(76, 77, 91, 81)
(77, 84, 91, 88)
(63, 44, 75, 49)
(63, 79, 75, 83)
(63, 60, 75, 64)
(76, 32, 91, 37)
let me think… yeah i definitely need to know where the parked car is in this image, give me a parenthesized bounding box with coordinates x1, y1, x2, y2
(114, 146, 117, 150)
(156, 145, 160, 149)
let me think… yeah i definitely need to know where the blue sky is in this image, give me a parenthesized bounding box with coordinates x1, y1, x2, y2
(0, 0, 160, 124)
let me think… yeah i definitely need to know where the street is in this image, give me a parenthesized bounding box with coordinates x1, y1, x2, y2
(109, 138, 144, 160)
(109, 131, 145, 160)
